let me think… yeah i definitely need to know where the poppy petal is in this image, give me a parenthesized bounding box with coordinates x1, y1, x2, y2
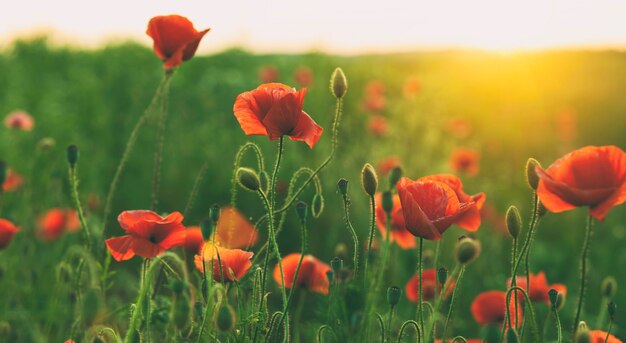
(288, 111, 324, 149)
(106, 236, 136, 261)
(131, 238, 163, 259)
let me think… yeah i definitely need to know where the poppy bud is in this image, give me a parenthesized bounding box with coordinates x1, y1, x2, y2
(382, 191, 394, 214)
(0, 161, 6, 187)
(200, 218, 212, 241)
(387, 286, 401, 308)
(237, 167, 261, 192)
(388, 166, 403, 188)
(337, 178, 348, 196)
(330, 67, 348, 99)
(548, 288, 559, 308)
(209, 204, 220, 223)
(505, 206, 522, 239)
(525, 158, 541, 190)
(437, 267, 448, 286)
(67, 145, 79, 168)
(536, 200, 547, 217)
(608, 301, 617, 321)
(214, 303, 236, 332)
(295, 201, 308, 223)
(330, 257, 343, 274)
(601, 276, 618, 298)
(455, 236, 481, 265)
(506, 328, 519, 343)
(575, 322, 591, 343)
(361, 163, 378, 196)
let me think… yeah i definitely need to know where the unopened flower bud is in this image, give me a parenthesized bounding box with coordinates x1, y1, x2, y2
(506, 328, 519, 343)
(361, 163, 378, 196)
(330, 67, 348, 99)
(575, 322, 591, 343)
(506, 206, 522, 239)
(337, 178, 348, 196)
(548, 288, 559, 308)
(330, 257, 343, 274)
(200, 218, 212, 240)
(387, 286, 401, 307)
(455, 236, 481, 265)
(382, 191, 394, 214)
(437, 267, 448, 286)
(295, 201, 308, 223)
(526, 158, 541, 190)
(601, 276, 618, 298)
(389, 166, 403, 187)
(237, 167, 261, 191)
(67, 145, 79, 168)
(608, 301, 617, 321)
(214, 303, 236, 332)
(209, 204, 220, 223)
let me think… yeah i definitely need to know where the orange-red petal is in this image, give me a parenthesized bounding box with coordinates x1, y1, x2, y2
(0, 219, 19, 249)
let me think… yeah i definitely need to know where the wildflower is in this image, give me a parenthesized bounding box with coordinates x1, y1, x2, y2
(405, 268, 455, 302)
(535, 145, 626, 221)
(106, 210, 186, 261)
(507, 271, 567, 304)
(146, 15, 210, 70)
(471, 290, 523, 327)
(589, 330, 622, 343)
(2, 169, 23, 192)
(185, 207, 258, 254)
(37, 209, 80, 242)
(194, 243, 253, 282)
(233, 83, 323, 148)
(450, 148, 480, 176)
(374, 192, 415, 249)
(259, 65, 279, 83)
(184, 226, 204, 252)
(368, 115, 388, 137)
(273, 253, 331, 295)
(0, 219, 19, 249)
(4, 110, 34, 131)
(403, 76, 421, 98)
(294, 67, 313, 87)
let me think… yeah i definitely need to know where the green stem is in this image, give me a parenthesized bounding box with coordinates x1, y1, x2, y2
(124, 259, 150, 343)
(553, 305, 562, 343)
(510, 238, 519, 330)
(183, 160, 209, 218)
(572, 215, 594, 337)
(428, 264, 460, 341)
(68, 166, 91, 252)
(441, 265, 466, 343)
(502, 286, 540, 343)
(397, 320, 421, 343)
(604, 321, 613, 343)
(364, 194, 376, 287)
(387, 305, 395, 343)
(340, 191, 359, 276)
(417, 238, 424, 336)
(151, 72, 172, 211)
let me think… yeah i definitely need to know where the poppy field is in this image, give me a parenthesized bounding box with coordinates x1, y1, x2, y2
(2, 15, 626, 343)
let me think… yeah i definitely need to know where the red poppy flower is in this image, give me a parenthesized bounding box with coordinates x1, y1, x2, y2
(362, 95, 386, 113)
(0, 219, 19, 249)
(4, 110, 34, 131)
(507, 271, 567, 304)
(450, 148, 480, 176)
(471, 290, 523, 327)
(368, 115, 388, 137)
(397, 177, 482, 240)
(106, 210, 186, 261)
(259, 65, 280, 83)
(233, 83, 323, 148)
(37, 208, 80, 242)
(590, 330, 622, 343)
(146, 15, 210, 70)
(377, 156, 401, 177)
(184, 226, 204, 252)
(403, 76, 421, 98)
(274, 253, 331, 295)
(194, 243, 253, 282)
(214, 206, 258, 249)
(375, 192, 415, 249)
(365, 80, 385, 97)
(405, 268, 455, 303)
(294, 67, 313, 87)
(2, 169, 23, 192)
(535, 145, 626, 221)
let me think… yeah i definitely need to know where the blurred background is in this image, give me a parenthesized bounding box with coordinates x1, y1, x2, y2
(1, 1, 626, 341)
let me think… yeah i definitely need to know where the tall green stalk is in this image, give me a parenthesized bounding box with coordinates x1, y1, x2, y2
(364, 194, 376, 287)
(417, 238, 425, 336)
(68, 160, 92, 252)
(339, 185, 359, 276)
(440, 265, 466, 343)
(572, 215, 594, 337)
(151, 70, 172, 211)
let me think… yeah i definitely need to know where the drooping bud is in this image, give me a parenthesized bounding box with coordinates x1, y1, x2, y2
(387, 286, 401, 308)
(601, 276, 618, 298)
(437, 267, 448, 286)
(295, 201, 308, 223)
(236, 167, 261, 192)
(330, 67, 348, 99)
(67, 145, 79, 168)
(200, 218, 212, 240)
(337, 178, 348, 196)
(361, 163, 378, 196)
(505, 206, 522, 239)
(455, 236, 481, 265)
(608, 301, 617, 321)
(209, 204, 221, 223)
(330, 257, 343, 274)
(0, 161, 7, 187)
(214, 303, 236, 332)
(506, 328, 519, 343)
(388, 166, 403, 188)
(525, 158, 541, 190)
(382, 191, 394, 214)
(575, 321, 591, 343)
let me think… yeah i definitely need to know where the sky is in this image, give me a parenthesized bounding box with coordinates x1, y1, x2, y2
(2, 0, 626, 53)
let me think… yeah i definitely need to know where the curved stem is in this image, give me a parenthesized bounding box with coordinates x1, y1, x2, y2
(441, 265, 466, 343)
(397, 320, 421, 343)
(364, 194, 376, 287)
(501, 286, 540, 343)
(604, 320, 613, 343)
(572, 215, 594, 337)
(340, 191, 359, 276)
(68, 166, 91, 252)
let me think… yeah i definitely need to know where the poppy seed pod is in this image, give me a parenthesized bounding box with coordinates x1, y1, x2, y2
(525, 158, 541, 190)
(337, 178, 348, 196)
(608, 301, 617, 321)
(330, 67, 348, 99)
(382, 191, 394, 214)
(361, 163, 378, 196)
(209, 204, 220, 223)
(505, 206, 522, 239)
(387, 286, 401, 307)
(575, 322, 591, 343)
(506, 328, 520, 343)
(455, 236, 481, 265)
(295, 201, 308, 223)
(437, 267, 448, 286)
(214, 303, 236, 332)
(237, 167, 261, 192)
(200, 218, 212, 240)
(66, 145, 79, 168)
(601, 276, 618, 298)
(330, 257, 343, 274)
(548, 288, 559, 308)
(0, 161, 6, 186)
(388, 166, 403, 188)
